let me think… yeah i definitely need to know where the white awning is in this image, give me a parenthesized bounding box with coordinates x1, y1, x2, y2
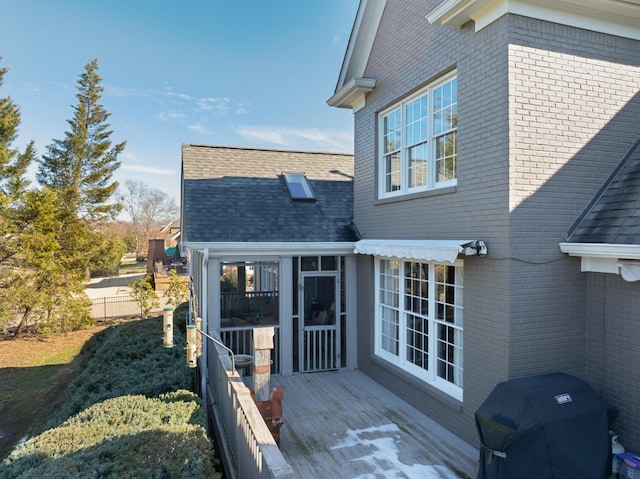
(620, 262, 640, 282)
(353, 239, 487, 264)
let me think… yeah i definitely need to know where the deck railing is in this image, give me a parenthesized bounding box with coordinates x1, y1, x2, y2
(206, 331, 294, 479)
(220, 325, 281, 375)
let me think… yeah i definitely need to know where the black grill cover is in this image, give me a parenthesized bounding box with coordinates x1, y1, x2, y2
(475, 373, 617, 479)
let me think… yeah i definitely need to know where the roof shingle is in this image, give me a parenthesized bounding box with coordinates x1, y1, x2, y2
(181, 144, 356, 244)
(568, 138, 640, 244)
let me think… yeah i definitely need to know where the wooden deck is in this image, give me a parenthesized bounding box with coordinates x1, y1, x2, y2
(269, 370, 480, 479)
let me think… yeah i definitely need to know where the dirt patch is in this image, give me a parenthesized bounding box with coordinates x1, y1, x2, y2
(0, 327, 108, 460)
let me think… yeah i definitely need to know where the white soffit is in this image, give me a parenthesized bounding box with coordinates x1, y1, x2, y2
(327, 77, 376, 111)
(354, 239, 487, 264)
(427, 0, 640, 40)
(559, 242, 640, 275)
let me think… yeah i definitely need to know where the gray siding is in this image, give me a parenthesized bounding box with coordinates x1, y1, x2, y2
(352, 0, 640, 447)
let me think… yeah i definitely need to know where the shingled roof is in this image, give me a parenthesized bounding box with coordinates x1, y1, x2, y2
(567, 138, 640, 244)
(181, 144, 356, 244)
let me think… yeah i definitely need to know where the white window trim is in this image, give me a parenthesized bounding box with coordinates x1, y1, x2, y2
(378, 71, 458, 199)
(374, 256, 463, 401)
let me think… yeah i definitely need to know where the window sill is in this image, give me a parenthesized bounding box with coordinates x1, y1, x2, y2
(369, 353, 464, 413)
(375, 185, 457, 205)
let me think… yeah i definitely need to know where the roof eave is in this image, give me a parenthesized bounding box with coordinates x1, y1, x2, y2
(331, 0, 386, 100)
(184, 241, 356, 257)
(427, 0, 640, 40)
(327, 77, 376, 111)
(560, 242, 640, 274)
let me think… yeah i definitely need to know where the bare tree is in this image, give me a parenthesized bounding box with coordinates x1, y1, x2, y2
(117, 180, 178, 260)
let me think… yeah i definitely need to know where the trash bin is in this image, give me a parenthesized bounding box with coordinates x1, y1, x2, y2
(475, 372, 618, 479)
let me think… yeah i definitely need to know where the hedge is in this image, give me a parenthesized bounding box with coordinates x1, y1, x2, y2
(0, 304, 220, 478)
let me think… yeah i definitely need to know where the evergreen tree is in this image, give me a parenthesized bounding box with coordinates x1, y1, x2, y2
(8, 187, 93, 335)
(37, 58, 124, 221)
(0, 60, 92, 335)
(0, 59, 36, 264)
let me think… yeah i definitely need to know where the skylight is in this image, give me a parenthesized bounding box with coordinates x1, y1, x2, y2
(283, 172, 316, 201)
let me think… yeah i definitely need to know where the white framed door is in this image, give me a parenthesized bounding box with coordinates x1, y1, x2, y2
(299, 272, 339, 372)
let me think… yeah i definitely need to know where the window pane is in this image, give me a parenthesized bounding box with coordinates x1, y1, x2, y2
(283, 172, 315, 200)
(379, 260, 400, 355)
(406, 314, 429, 370)
(380, 259, 399, 308)
(433, 78, 457, 135)
(435, 264, 462, 325)
(408, 143, 428, 188)
(437, 323, 463, 386)
(381, 306, 399, 355)
(435, 131, 457, 183)
(384, 109, 401, 154)
(404, 261, 428, 314)
(385, 152, 401, 192)
(405, 95, 428, 146)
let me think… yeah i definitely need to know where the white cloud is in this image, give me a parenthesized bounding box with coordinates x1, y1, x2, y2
(235, 125, 353, 153)
(121, 163, 176, 176)
(156, 111, 188, 122)
(105, 84, 249, 120)
(120, 152, 175, 176)
(187, 124, 212, 135)
(21, 82, 40, 95)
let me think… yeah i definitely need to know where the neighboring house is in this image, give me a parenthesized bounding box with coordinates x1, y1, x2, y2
(160, 218, 181, 246)
(181, 144, 358, 377)
(328, 0, 640, 452)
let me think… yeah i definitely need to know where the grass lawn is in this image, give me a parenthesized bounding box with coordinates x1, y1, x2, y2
(0, 312, 219, 478)
(118, 260, 147, 275)
(0, 326, 108, 459)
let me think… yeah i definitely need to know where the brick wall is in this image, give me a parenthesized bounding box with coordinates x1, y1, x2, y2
(351, 0, 640, 447)
(587, 273, 640, 453)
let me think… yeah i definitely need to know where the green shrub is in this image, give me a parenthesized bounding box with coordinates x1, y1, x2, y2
(41, 316, 195, 431)
(128, 274, 159, 318)
(0, 315, 220, 478)
(1, 392, 219, 478)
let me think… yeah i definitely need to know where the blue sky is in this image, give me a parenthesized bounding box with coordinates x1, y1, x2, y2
(0, 0, 358, 210)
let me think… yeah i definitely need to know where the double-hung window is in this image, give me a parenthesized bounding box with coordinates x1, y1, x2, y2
(379, 73, 457, 198)
(375, 257, 464, 400)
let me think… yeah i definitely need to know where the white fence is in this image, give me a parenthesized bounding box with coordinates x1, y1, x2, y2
(206, 332, 294, 479)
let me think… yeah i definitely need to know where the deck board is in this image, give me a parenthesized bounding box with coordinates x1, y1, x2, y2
(269, 370, 480, 479)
